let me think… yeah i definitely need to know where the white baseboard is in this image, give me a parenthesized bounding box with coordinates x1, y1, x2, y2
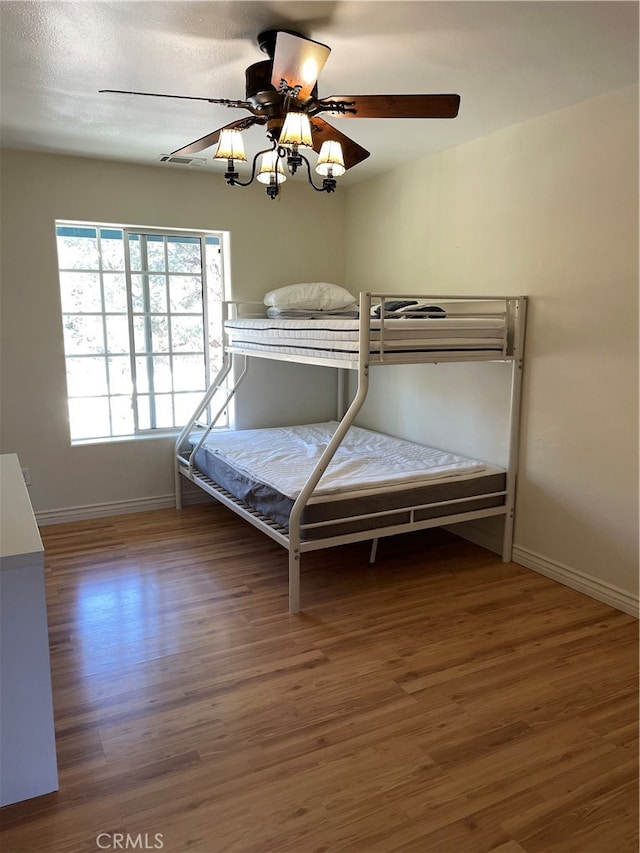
(446, 522, 639, 618)
(512, 545, 639, 618)
(36, 490, 211, 526)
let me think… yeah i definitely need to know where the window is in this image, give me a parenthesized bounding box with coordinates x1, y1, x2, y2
(55, 222, 227, 443)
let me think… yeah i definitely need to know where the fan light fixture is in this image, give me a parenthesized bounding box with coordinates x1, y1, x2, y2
(101, 30, 461, 204)
(212, 111, 345, 200)
(256, 150, 287, 185)
(101, 28, 461, 203)
(215, 129, 248, 162)
(316, 140, 346, 178)
(279, 111, 313, 149)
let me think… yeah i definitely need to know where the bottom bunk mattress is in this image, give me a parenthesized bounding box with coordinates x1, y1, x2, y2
(188, 422, 506, 540)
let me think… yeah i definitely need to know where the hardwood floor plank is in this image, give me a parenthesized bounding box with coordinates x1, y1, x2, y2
(430, 719, 617, 802)
(1, 505, 637, 853)
(502, 755, 639, 853)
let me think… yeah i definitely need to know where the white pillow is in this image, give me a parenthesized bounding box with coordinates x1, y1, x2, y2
(263, 282, 356, 311)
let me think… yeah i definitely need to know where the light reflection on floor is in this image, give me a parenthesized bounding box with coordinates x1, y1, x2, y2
(71, 566, 201, 676)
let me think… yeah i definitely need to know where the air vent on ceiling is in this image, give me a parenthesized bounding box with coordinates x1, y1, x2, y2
(157, 154, 207, 166)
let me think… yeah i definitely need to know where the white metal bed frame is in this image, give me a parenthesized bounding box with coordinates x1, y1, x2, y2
(175, 292, 527, 614)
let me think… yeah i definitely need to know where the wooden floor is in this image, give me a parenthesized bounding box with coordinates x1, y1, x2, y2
(1, 504, 637, 853)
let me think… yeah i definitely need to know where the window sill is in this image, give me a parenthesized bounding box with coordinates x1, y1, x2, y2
(70, 425, 230, 448)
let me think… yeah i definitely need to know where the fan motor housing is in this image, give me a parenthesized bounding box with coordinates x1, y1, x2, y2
(245, 61, 280, 112)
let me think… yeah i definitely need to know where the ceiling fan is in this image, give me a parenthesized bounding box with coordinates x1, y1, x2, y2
(101, 30, 460, 196)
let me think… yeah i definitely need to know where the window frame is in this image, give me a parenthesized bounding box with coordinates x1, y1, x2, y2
(55, 220, 230, 445)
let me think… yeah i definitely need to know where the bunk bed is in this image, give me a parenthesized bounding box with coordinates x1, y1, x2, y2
(175, 292, 527, 614)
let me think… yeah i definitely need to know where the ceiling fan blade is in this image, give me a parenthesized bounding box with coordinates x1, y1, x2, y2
(99, 89, 252, 109)
(309, 117, 370, 171)
(270, 31, 331, 102)
(170, 116, 265, 157)
(320, 94, 461, 119)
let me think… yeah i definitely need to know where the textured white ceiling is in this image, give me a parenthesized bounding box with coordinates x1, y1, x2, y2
(0, 1, 637, 184)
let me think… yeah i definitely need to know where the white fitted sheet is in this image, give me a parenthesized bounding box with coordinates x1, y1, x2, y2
(192, 422, 487, 499)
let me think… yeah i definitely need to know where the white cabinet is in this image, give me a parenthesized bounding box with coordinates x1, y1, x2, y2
(0, 454, 58, 806)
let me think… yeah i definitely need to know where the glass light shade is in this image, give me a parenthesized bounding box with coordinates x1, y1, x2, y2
(256, 151, 287, 185)
(279, 112, 313, 149)
(315, 140, 346, 177)
(213, 129, 247, 162)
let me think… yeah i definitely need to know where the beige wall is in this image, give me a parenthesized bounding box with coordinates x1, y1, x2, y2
(344, 85, 639, 601)
(0, 151, 346, 512)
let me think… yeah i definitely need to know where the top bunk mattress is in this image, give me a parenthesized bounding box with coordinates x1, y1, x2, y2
(224, 316, 507, 359)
